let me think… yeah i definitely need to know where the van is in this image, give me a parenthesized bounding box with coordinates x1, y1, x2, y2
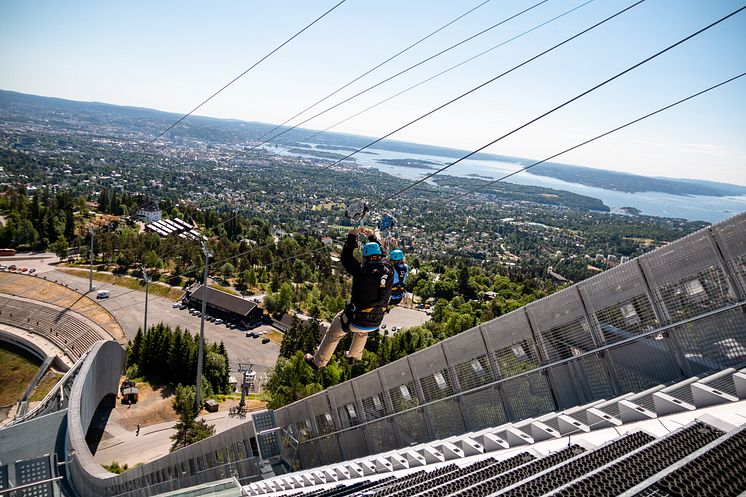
(96, 290, 110, 299)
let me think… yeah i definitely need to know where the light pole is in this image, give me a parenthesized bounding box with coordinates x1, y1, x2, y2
(142, 266, 151, 334)
(88, 228, 94, 293)
(195, 242, 212, 412)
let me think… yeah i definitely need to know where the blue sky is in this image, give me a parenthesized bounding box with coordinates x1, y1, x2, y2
(1, 0, 745, 185)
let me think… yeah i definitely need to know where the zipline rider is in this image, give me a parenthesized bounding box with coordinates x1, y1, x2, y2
(306, 227, 393, 368)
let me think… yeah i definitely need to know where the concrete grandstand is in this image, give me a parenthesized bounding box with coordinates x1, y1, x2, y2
(0, 212, 745, 496)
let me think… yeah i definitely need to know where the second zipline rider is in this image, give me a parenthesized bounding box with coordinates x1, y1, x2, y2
(306, 228, 393, 368)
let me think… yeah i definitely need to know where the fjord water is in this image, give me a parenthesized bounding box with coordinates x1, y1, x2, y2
(344, 147, 746, 223)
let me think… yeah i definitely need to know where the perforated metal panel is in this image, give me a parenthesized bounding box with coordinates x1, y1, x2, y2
(639, 229, 737, 322)
(316, 435, 342, 465)
(580, 262, 660, 343)
(408, 344, 457, 404)
(285, 401, 314, 442)
(355, 370, 389, 421)
(327, 382, 358, 429)
(442, 327, 496, 391)
(549, 353, 615, 409)
(338, 427, 370, 461)
(379, 357, 419, 413)
(305, 393, 336, 437)
(670, 305, 746, 370)
(15, 457, 52, 497)
(607, 335, 684, 392)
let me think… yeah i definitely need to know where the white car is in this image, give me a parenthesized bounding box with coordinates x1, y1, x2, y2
(214, 318, 224, 325)
(172, 302, 181, 308)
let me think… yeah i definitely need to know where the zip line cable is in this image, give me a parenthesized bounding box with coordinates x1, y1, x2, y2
(27, 1, 350, 246)
(137, 0, 672, 272)
(98, 5, 746, 297)
(251, 0, 498, 145)
(102, 72, 746, 308)
(142, 0, 349, 149)
(301, 0, 595, 144)
(307, 0, 648, 178)
(145, 0, 506, 254)
(185, 0, 604, 241)
(369, 4, 746, 211)
(250, 0, 553, 150)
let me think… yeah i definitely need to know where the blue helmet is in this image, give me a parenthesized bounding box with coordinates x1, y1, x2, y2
(362, 242, 382, 257)
(389, 249, 405, 261)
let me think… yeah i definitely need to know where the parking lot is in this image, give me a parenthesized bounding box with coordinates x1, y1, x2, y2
(37, 268, 280, 378)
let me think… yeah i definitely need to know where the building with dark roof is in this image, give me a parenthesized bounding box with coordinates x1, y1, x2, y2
(186, 285, 262, 324)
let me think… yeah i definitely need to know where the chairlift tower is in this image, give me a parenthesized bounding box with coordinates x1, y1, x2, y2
(237, 362, 255, 410)
(195, 242, 212, 412)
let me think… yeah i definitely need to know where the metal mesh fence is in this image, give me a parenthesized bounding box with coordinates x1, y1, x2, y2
(459, 386, 509, 431)
(391, 410, 429, 446)
(594, 294, 660, 343)
(275, 214, 746, 470)
(657, 266, 737, 321)
(425, 398, 464, 439)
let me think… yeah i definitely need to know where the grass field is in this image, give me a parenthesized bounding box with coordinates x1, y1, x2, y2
(59, 268, 185, 301)
(0, 346, 39, 405)
(30, 370, 64, 402)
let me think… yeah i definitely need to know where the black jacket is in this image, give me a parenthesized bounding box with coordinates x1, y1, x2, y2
(341, 233, 393, 328)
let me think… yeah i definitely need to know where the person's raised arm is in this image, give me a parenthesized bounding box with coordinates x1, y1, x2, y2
(341, 228, 362, 276)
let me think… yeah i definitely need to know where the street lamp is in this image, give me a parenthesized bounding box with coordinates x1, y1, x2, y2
(142, 266, 151, 333)
(195, 242, 212, 412)
(88, 228, 94, 293)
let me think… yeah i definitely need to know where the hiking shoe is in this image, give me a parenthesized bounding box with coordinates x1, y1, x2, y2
(344, 351, 361, 365)
(304, 353, 319, 371)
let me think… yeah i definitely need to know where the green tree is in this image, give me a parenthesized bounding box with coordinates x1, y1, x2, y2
(221, 262, 235, 280)
(170, 384, 216, 451)
(265, 352, 323, 409)
(53, 237, 69, 260)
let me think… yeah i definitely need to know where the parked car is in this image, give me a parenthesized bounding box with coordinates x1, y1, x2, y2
(96, 290, 110, 299)
(172, 302, 181, 308)
(214, 318, 224, 325)
(28, 268, 36, 274)
(380, 324, 387, 329)
(261, 338, 270, 344)
(390, 326, 398, 332)
(8, 265, 17, 271)
(20, 267, 28, 272)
